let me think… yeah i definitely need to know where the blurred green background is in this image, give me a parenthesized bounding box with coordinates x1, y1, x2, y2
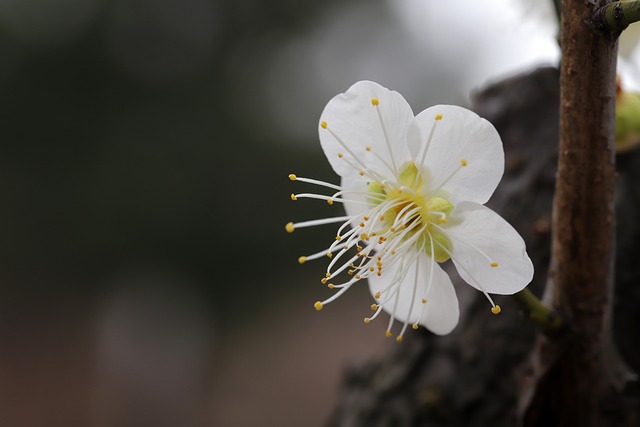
(0, 0, 559, 426)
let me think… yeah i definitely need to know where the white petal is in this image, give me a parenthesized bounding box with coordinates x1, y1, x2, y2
(446, 201, 533, 295)
(368, 252, 459, 335)
(319, 81, 414, 181)
(408, 105, 504, 204)
(339, 175, 370, 218)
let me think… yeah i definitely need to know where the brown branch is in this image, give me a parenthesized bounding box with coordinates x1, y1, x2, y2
(520, 1, 628, 426)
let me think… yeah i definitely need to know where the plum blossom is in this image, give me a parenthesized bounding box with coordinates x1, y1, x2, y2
(286, 81, 533, 341)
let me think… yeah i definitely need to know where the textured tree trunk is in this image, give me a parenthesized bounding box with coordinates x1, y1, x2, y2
(519, 2, 629, 426)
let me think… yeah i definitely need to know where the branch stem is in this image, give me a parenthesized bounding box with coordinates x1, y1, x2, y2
(511, 288, 562, 335)
(595, 0, 640, 33)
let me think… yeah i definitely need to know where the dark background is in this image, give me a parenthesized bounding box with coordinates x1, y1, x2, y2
(0, 1, 558, 426)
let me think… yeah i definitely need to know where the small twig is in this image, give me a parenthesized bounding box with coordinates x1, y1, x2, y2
(594, 1, 640, 34)
(511, 288, 563, 335)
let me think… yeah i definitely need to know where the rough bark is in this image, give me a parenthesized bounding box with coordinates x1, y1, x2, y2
(519, 2, 629, 426)
(326, 66, 640, 427)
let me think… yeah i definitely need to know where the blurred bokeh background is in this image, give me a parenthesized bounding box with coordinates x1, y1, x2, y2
(0, 0, 560, 426)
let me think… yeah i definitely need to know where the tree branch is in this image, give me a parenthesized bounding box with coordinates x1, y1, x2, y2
(594, 0, 640, 34)
(511, 288, 563, 335)
(521, 0, 623, 425)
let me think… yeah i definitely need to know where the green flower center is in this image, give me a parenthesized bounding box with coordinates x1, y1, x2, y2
(368, 163, 453, 262)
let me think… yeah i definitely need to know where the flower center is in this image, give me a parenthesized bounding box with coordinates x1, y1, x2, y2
(368, 162, 453, 262)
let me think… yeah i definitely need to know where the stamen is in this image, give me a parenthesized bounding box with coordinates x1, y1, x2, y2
(372, 101, 398, 176)
(288, 215, 352, 231)
(418, 115, 441, 167)
(416, 237, 435, 327)
(314, 301, 323, 311)
(427, 161, 467, 198)
(432, 223, 497, 266)
(491, 305, 502, 314)
(338, 154, 384, 182)
(322, 125, 370, 171)
(290, 175, 342, 191)
(317, 276, 360, 306)
(365, 145, 398, 177)
(396, 255, 422, 340)
(432, 238, 499, 310)
(301, 243, 348, 262)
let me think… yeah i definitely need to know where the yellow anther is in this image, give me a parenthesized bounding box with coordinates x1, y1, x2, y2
(390, 226, 396, 232)
(365, 146, 372, 151)
(321, 278, 327, 284)
(385, 330, 392, 337)
(327, 199, 334, 205)
(371, 98, 379, 106)
(396, 335, 404, 343)
(320, 121, 328, 129)
(357, 245, 363, 251)
(369, 267, 374, 272)
(288, 174, 297, 181)
(327, 252, 333, 258)
(355, 274, 361, 279)
(435, 113, 443, 120)
(490, 262, 499, 267)
(359, 171, 365, 176)
(371, 304, 378, 310)
(327, 283, 334, 289)
(391, 250, 396, 254)
(298, 256, 307, 264)
(359, 222, 365, 228)
(439, 217, 447, 223)
(325, 273, 331, 278)
(290, 194, 297, 201)
(421, 298, 427, 304)
(460, 159, 468, 167)
(285, 222, 295, 233)
(335, 235, 342, 241)
(314, 301, 323, 311)
(364, 317, 371, 324)
(491, 305, 502, 315)
(379, 215, 385, 221)
(412, 323, 419, 330)
(338, 152, 343, 158)
(374, 291, 381, 299)
(363, 216, 369, 221)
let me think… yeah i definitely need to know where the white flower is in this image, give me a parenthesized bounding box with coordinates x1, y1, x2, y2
(286, 81, 534, 341)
